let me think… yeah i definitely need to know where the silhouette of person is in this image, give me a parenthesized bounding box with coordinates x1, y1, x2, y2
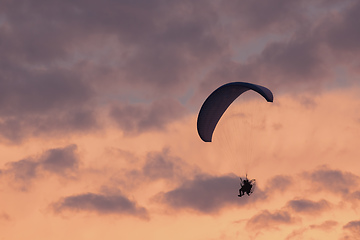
(238, 175, 255, 197)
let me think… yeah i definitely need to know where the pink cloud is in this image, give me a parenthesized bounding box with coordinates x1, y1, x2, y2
(246, 209, 298, 230)
(304, 166, 360, 195)
(342, 220, 360, 240)
(310, 220, 338, 231)
(1, 144, 79, 190)
(286, 199, 331, 215)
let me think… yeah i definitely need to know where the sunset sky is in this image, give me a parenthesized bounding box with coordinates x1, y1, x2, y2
(1, 1, 360, 239)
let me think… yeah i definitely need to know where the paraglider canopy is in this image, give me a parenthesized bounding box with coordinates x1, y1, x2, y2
(197, 82, 273, 142)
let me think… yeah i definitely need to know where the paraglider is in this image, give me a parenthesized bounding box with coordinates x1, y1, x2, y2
(197, 82, 273, 197)
(238, 175, 256, 197)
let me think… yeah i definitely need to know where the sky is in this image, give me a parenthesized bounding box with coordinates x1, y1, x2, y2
(1, 0, 360, 239)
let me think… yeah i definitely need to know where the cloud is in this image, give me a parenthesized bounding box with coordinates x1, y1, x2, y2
(2, 0, 359, 145)
(284, 220, 338, 239)
(3, 158, 39, 191)
(0, 69, 92, 115)
(284, 227, 307, 240)
(199, 33, 326, 98)
(0, 60, 97, 142)
(1, 144, 79, 190)
(5, 159, 39, 181)
(220, 0, 307, 32)
(342, 220, 360, 240)
(0, 107, 99, 143)
(349, 191, 360, 200)
(138, 148, 198, 182)
(304, 166, 359, 195)
(197, 0, 360, 99)
(108, 148, 201, 193)
(310, 220, 338, 231)
(0, 0, 226, 142)
(286, 199, 330, 215)
(141, 149, 183, 180)
(1, 0, 225, 95)
(264, 174, 293, 193)
(110, 99, 187, 135)
(246, 210, 298, 230)
(322, 1, 360, 54)
(52, 191, 149, 219)
(40, 144, 79, 175)
(156, 174, 267, 214)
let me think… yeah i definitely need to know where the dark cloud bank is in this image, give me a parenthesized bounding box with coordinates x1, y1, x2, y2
(1, 0, 360, 141)
(0, 0, 222, 142)
(52, 191, 149, 220)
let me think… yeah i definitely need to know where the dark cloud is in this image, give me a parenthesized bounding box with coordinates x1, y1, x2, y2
(1, 0, 360, 143)
(110, 99, 187, 135)
(304, 166, 359, 195)
(197, 0, 360, 100)
(156, 174, 267, 213)
(0, 0, 226, 141)
(322, 1, 360, 54)
(220, 0, 307, 32)
(98, 1, 224, 94)
(258, 36, 323, 81)
(0, 68, 92, 115)
(0, 109, 99, 144)
(199, 33, 326, 98)
(0, 97, 99, 144)
(1, 144, 79, 190)
(1, 0, 225, 94)
(246, 210, 297, 230)
(310, 220, 338, 231)
(40, 144, 79, 175)
(52, 192, 149, 219)
(287, 199, 330, 214)
(0, 57, 97, 142)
